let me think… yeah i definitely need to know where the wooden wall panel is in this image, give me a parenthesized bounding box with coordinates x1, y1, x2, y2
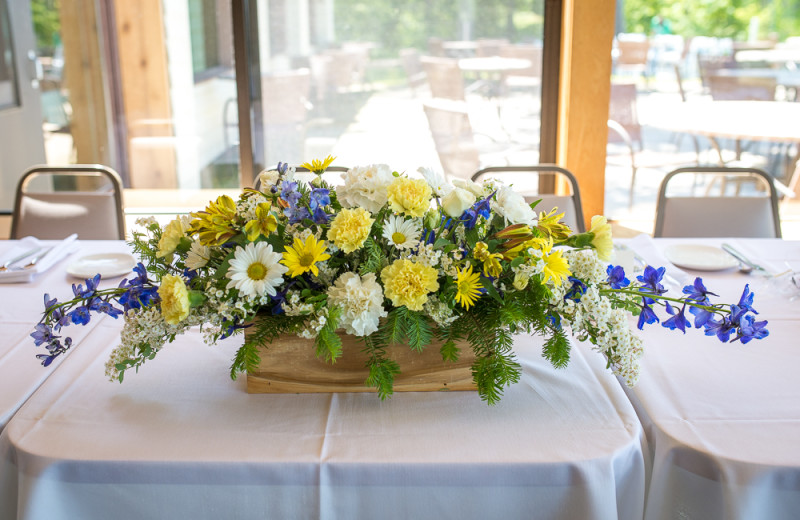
(557, 0, 615, 228)
(112, 0, 177, 188)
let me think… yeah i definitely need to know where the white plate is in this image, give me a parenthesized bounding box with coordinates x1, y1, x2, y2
(67, 253, 137, 279)
(663, 244, 738, 271)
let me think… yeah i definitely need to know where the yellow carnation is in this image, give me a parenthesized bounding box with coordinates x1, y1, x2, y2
(386, 177, 432, 217)
(157, 216, 190, 259)
(327, 207, 375, 253)
(380, 259, 439, 311)
(589, 215, 613, 262)
(158, 274, 190, 324)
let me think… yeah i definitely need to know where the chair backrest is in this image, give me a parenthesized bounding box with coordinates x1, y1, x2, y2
(399, 48, 426, 91)
(421, 99, 481, 180)
(608, 83, 642, 145)
(11, 164, 125, 240)
(499, 44, 542, 77)
(476, 38, 509, 57)
(261, 69, 311, 125)
(617, 38, 650, 66)
(420, 57, 466, 100)
(471, 165, 586, 233)
(654, 166, 781, 238)
(707, 74, 776, 101)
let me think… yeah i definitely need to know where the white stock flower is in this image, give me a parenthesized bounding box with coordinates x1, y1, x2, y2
(338, 164, 394, 213)
(441, 186, 476, 217)
(226, 242, 288, 298)
(452, 178, 486, 197)
(327, 272, 387, 336)
(185, 240, 211, 270)
(382, 215, 422, 249)
(418, 166, 452, 197)
(258, 169, 280, 189)
(493, 185, 537, 225)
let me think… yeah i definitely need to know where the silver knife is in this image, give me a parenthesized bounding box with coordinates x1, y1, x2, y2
(0, 247, 42, 271)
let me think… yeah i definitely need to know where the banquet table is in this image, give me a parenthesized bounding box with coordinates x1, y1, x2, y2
(0, 240, 647, 520)
(596, 237, 800, 520)
(0, 239, 126, 433)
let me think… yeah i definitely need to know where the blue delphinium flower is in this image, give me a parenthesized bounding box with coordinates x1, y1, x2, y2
(311, 204, 329, 225)
(72, 274, 101, 299)
(309, 187, 330, 209)
(88, 297, 124, 319)
(637, 301, 659, 330)
(606, 265, 630, 289)
(285, 204, 311, 224)
(703, 315, 737, 342)
(737, 284, 758, 314)
(662, 302, 690, 333)
(734, 314, 769, 344)
(564, 277, 587, 302)
(31, 323, 56, 347)
(461, 195, 493, 230)
(280, 180, 301, 206)
(69, 305, 91, 326)
(682, 277, 717, 302)
(637, 266, 668, 296)
(118, 263, 159, 311)
(276, 161, 289, 175)
(689, 305, 714, 328)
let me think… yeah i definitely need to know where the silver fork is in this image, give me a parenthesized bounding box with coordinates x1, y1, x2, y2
(0, 247, 42, 271)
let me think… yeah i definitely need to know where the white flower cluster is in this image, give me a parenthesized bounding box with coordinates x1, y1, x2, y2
(565, 249, 607, 285)
(337, 164, 394, 213)
(105, 306, 204, 381)
(424, 294, 458, 328)
(327, 272, 387, 336)
(297, 308, 329, 339)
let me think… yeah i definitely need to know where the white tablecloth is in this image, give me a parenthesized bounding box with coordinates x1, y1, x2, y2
(606, 238, 800, 520)
(0, 240, 647, 519)
(0, 240, 129, 432)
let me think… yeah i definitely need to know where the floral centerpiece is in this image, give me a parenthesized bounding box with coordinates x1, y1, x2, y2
(32, 157, 769, 404)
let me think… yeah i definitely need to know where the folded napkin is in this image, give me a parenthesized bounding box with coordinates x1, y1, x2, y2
(0, 234, 79, 283)
(625, 234, 692, 288)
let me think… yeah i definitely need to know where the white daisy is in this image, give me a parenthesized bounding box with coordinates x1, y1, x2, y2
(382, 215, 421, 250)
(185, 240, 211, 270)
(226, 242, 288, 298)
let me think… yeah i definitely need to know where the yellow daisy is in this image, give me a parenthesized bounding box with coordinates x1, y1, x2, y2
(454, 265, 483, 310)
(542, 249, 571, 286)
(300, 155, 336, 174)
(281, 235, 331, 278)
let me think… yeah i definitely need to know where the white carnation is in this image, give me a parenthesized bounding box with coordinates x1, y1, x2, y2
(493, 185, 537, 225)
(327, 272, 388, 336)
(338, 164, 394, 213)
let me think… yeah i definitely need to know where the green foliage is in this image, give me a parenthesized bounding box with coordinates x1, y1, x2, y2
(542, 328, 570, 369)
(622, 0, 800, 41)
(362, 335, 401, 400)
(315, 306, 343, 362)
(230, 342, 261, 379)
(381, 307, 433, 352)
(230, 312, 308, 378)
(358, 238, 383, 275)
(31, 0, 61, 55)
(440, 338, 460, 362)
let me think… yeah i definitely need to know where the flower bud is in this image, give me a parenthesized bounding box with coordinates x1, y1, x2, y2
(441, 187, 476, 217)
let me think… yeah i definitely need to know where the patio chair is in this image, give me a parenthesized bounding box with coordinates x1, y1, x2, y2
(399, 48, 427, 95)
(607, 82, 700, 207)
(476, 38, 509, 57)
(707, 74, 777, 101)
(654, 166, 781, 238)
(614, 35, 650, 85)
(499, 43, 542, 91)
(11, 164, 125, 240)
(471, 165, 586, 233)
(420, 57, 466, 100)
(422, 99, 531, 181)
(261, 69, 313, 167)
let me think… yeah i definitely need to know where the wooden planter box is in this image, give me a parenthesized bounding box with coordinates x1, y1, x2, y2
(246, 332, 477, 394)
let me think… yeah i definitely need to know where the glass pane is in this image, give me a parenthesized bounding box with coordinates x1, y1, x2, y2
(606, 3, 800, 232)
(253, 0, 544, 182)
(0, 0, 20, 109)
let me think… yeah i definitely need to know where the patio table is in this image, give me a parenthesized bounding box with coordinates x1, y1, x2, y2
(0, 237, 647, 520)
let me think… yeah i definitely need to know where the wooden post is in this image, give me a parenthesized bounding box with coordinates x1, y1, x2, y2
(557, 0, 615, 229)
(112, 0, 177, 188)
(59, 0, 112, 166)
